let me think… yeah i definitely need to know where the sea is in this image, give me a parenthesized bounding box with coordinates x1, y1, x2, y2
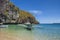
(0, 24, 60, 40)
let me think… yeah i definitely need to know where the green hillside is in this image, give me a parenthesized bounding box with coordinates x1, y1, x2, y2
(0, 0, 39, 24)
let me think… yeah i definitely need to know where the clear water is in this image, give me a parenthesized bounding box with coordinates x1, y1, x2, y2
(32, 24, 60, 40)
(0, 24, 60, 40)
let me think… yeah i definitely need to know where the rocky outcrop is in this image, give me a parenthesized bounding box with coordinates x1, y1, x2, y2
(0, 0, 39, 24)
(17, 10, 39, 24)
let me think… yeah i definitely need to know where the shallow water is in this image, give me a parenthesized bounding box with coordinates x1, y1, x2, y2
(0, 24, 60, 40)
(0, 25, 33, 40)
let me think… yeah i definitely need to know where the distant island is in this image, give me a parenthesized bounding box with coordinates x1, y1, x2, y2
(53, 23, 60, 24)
(0, 0, 39, 24)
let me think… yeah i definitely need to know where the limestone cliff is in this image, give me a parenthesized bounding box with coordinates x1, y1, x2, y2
(0, 0, 39, 24)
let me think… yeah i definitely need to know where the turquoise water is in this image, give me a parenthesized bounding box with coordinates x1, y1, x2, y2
(0, 25, 32, 40)
(0, 24, 60, 40)
(32, 24, 60, 40)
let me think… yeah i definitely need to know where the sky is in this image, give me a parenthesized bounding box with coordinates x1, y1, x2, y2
(10, 0, 60, 23)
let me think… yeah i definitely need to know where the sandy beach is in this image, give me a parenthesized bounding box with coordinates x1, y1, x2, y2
(0, 27, 33, 40)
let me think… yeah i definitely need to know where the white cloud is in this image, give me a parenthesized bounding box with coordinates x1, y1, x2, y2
(28, 10, 42, 15)
(27, 10, 43, 23)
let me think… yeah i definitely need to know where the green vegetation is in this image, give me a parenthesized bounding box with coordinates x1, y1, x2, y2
(0, 0, 39, 24)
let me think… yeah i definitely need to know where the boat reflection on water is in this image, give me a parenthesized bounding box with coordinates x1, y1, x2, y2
(25, 24, 32, 30)
(18, 22, 32, 30)
(18, 24, 32, 30)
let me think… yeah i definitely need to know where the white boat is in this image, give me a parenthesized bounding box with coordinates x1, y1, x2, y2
(0, 25, 8, 28)
(18, 23, 32, 30)
(18, 22, 31, 27)
(24, 22, 31, 24)
(18, 24, 28, 28)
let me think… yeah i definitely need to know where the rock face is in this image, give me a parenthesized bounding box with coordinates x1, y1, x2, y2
(0, 0, 39, 24)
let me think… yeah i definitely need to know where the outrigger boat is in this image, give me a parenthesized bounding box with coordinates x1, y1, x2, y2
(0, 22, 32, 30)
(0, 23, 8, 28)
(18, 22, 32, 30)
(18, 24, 32, 30)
